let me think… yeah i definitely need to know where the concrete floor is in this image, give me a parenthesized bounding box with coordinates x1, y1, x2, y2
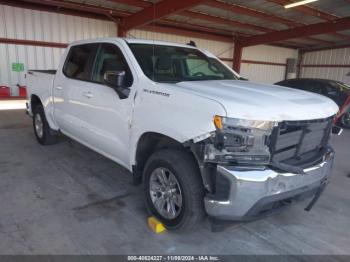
(0, 109, 350, 255)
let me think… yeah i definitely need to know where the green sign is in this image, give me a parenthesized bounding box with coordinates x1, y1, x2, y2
(12, 63, 24, 72)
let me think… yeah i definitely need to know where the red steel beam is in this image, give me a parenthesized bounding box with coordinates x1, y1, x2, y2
(242, 60, 286, 67)
(301, 42, 350, 53)
(0, 0, 112, 20)
(301, 64, 350, 68)
(19, 0, 128, 18)
(232, 42, 243, 73)
(240, 17, 350, 47)
(117, 24, 127, 37)
(121, 0, 206, 30)
(0, 37, 67, 48)
(107, 0, 149, 9)
(220, 57, 287, 67)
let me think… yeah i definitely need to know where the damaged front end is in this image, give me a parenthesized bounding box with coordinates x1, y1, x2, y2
(186, 115, 335, 221)
(186, 116, 277, 193)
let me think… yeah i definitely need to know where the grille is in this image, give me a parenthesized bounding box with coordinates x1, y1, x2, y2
(270, 117, 333, 168)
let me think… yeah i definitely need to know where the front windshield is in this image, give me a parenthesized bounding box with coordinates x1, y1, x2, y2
(128, 43, 238, 83)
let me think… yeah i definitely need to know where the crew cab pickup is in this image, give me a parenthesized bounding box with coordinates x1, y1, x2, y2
(26, 38, 339, 230)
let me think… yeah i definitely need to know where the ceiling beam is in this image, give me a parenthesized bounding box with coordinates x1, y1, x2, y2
(2, 0, 238, 44)
(204, 0, 346, 42)
(107, 0, 334, 46)
(300, 40, 350, 53)
(266, 0, 349, 40)
(0, 37, 67, 48)
(204, 0, 299, 27)
(18, 0, 128, 18)
(120, 0, 206, 30)
(180, 11, 333, 45)
(2, 0, 330, 49)
(0, 0, 113, 20)
(240, 16, 350, 47)
(107, 0, 149, 9)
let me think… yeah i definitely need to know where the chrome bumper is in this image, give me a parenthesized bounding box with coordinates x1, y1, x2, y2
(204, 150, 335, 221)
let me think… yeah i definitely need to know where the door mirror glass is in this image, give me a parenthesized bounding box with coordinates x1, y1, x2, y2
(104, 70, 125, 87)
(104, 71, 129, 99)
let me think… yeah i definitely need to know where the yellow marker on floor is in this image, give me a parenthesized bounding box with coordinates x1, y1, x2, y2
(148, 216, 166, 234)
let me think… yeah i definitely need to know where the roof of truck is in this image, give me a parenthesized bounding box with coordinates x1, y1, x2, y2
(69, 37, 197, 49)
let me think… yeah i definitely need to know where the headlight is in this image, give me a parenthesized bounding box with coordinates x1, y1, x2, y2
(205, 116, 277, 165)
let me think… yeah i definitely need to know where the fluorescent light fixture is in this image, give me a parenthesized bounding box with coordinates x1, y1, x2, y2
(284, 0, 318, 9)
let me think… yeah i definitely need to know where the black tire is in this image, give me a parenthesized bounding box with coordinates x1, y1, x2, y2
(143, 149, 205, 231)
(340, 112, 350, 129)
(32, 105, 58, 145)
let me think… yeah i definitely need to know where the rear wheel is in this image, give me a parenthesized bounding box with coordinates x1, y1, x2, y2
(33, 105, 58, 145)
(143, 149, 205, 231)
(340, 112, 350, 129)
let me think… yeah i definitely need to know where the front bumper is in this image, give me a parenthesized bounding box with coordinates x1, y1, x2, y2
(204, 149, 334, 221)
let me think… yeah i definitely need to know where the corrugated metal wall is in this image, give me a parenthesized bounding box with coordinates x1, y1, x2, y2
(241, 45, 298, 84)
(300, 47, 350, 85)
(0, 4, 116, 95)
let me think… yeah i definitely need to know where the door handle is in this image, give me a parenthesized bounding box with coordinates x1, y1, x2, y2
(55, 86, 63, 90)
(83, 91, 93, 98)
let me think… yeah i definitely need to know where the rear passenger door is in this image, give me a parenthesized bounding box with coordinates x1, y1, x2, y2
(53, 43, 98, 138)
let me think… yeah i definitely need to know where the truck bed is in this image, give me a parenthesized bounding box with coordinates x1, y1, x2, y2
(26, 70, 57, 116)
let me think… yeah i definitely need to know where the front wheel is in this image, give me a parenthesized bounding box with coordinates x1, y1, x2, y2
(143, 149, 205, 231)
(340, 112, 350, 129)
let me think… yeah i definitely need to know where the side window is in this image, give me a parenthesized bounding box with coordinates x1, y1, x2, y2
(92, 43, 133, 87)
(63, 44, 97, 81)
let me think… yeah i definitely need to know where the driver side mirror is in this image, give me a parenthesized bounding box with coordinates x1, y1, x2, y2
(104, 71, 129, 99)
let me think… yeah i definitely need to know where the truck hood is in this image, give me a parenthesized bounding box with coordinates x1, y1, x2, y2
(174, 80, 339, 121)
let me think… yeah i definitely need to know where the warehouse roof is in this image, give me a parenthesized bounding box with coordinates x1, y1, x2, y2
(1, 0, 350, 51)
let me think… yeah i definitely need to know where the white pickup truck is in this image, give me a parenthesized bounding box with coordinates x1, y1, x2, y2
(26, 38, 339, 231)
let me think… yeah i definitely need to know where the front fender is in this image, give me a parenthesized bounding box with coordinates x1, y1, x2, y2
(129, 84, 226, 166)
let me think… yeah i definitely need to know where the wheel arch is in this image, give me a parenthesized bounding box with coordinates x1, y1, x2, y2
(132, 132, 201, 184)
(30, 94, 59, 131)
(30, 94, 42, 113)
